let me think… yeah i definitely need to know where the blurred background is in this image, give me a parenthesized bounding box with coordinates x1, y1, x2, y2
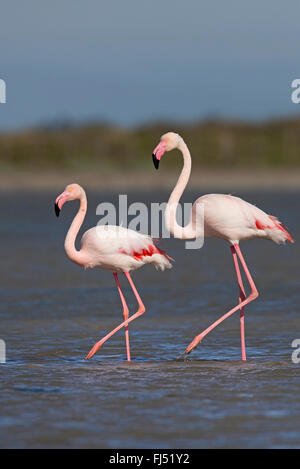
(0, 0, 300, 190)
(1, 1, 300, 450)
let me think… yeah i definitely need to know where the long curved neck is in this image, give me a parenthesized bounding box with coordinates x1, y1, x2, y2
(168, 140, 191, 208)
(165, 141, 202, 240)
(64, 193, 87, 265)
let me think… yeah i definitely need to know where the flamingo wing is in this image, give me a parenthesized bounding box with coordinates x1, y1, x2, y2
(81, 225, 172, 271)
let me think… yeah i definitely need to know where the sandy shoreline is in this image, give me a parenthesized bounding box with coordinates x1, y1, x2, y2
(0, 168, 299, 192)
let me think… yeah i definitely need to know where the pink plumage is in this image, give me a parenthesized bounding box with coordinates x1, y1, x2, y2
(55, 183, 172, 362)
(152, 132, 294, 361)
(194, 193, 294, 245)
(80, 225, 172, 272)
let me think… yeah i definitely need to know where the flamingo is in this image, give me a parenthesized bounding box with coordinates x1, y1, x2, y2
(54, 183, 172, 361)
(152, 132, 294, 360)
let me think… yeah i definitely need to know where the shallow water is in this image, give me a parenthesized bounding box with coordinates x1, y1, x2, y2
(0, 189, 300, 448)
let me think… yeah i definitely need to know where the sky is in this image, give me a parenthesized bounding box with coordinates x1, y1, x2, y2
(0, 0, 300, 130)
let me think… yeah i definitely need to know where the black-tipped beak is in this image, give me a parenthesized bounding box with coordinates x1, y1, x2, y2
(152, 153, 160, 170)
(54, 202, 60, 217)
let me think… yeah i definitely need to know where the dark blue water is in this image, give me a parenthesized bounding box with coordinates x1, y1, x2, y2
(0, 190, 300, 448)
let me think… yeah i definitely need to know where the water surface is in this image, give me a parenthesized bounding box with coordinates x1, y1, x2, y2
(0, 190, 300, 448)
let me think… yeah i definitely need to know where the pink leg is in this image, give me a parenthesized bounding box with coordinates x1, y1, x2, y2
(85, 272, 145, 360)
(114, 272, 131, 362)
(184, 243, 258, 356)
(231, 245, 247, 361)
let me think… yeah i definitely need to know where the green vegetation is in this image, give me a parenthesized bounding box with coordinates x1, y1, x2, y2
(1, 117, 300, 170)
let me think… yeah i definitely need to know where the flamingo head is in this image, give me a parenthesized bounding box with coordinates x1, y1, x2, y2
(54, 183, 83, 217)
(152, 132, 182, 169)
